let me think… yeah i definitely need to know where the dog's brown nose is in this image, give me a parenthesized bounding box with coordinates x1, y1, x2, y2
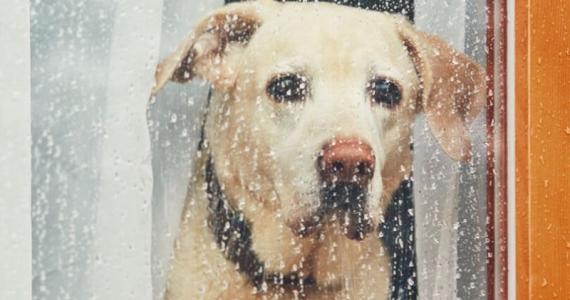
(319, 138, 375, 186)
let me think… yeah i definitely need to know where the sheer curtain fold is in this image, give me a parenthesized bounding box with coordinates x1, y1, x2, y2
(85, 1, 163, 299)
(414, 1, 487, 299)
(150, 1, 223, 299)
(414, 2, 466, 298)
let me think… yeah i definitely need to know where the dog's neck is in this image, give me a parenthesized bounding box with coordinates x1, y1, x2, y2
(200, 128, 416, 298)
(204, 156, 316, 293)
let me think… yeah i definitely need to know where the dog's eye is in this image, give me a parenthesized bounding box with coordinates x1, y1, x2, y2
(266, 73, 308, 103)
(367, 78, 402, 108)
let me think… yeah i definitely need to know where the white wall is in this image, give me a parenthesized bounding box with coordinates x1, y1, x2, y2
(0, 0, 31, 299)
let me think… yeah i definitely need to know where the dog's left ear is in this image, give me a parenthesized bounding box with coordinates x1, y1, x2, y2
(397, 20, 486, 161)
(152, 2, 265, 95)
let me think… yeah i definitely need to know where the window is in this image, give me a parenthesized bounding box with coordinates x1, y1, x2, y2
(18, 0, 570, 299)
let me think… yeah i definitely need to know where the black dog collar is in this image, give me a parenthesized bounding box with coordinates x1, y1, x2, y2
(204, 156, 316, 293)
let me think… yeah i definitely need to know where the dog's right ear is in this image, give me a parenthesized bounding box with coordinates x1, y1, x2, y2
(397, 19, 486, 162)
(151, 2, 266, 95)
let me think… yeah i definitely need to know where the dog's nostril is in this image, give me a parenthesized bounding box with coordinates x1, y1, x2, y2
(331, 161, 344, 173)
(359, 162, 374, 177)
(355, 162, 369, 176)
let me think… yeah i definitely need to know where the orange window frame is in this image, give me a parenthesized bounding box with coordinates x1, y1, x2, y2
(516, 0, 570, 299)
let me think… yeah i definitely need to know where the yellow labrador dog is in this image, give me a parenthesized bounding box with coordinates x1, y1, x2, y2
(151, 1, 485, 299)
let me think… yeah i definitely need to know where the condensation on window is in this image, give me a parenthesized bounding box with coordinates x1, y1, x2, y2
(31, 0, 505, 299)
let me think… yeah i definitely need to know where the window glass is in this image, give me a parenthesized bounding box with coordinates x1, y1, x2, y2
(31, 0, 506, 299)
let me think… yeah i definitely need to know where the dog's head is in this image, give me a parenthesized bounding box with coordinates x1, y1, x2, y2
(152, 1, 485, 241)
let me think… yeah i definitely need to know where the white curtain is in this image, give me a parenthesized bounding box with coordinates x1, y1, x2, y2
(414, 1, 488, 299)
(149, 1, 222, 299)
(85, 1, 163, 299)
(31, 0, 163, 299)
(414, 1, 465, 298)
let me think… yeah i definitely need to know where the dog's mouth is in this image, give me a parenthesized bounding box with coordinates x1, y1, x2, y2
(291, 183, 374, 241)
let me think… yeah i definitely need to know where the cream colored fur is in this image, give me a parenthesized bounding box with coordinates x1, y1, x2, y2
(152, 1, 485, 299)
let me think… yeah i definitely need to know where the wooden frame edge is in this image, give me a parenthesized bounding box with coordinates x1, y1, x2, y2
(487, 0, 509, 298)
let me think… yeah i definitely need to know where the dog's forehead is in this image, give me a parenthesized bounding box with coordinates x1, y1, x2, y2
(245, 4, 406, 78)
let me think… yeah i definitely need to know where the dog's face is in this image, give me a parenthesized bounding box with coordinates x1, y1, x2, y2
(153, 1, 485, 242)
(230, 6, 420, 240)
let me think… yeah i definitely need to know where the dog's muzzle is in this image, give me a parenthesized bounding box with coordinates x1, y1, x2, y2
(320, 182, 373, 240)
(300, 138, 375, 240)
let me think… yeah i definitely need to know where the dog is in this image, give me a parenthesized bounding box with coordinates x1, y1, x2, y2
(151, 1, 485, 299)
